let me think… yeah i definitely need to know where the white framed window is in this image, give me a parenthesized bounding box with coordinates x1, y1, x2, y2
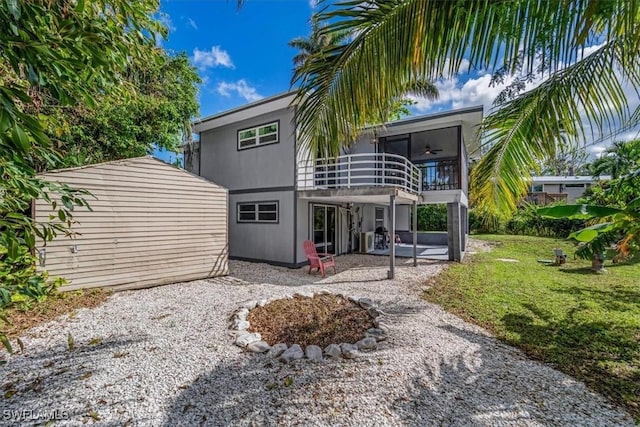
(237, 201, 279, 223)
(238, 121, 279, 150)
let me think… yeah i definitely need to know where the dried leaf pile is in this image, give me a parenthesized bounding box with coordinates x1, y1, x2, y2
(248, 294, 374, 348)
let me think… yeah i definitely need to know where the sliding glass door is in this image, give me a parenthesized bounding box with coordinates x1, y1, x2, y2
(313, 205, 336, 254)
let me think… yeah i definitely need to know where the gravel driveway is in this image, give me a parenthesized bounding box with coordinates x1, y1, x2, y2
(1, 251, 635, 426)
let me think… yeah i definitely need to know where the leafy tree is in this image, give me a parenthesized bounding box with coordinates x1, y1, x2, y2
(45, 50, 200, 168)
(538, 130, 590, 176)
(0, 0, 163, 354)
(291, 0, 640, 216)
(591, 139, 640, 179)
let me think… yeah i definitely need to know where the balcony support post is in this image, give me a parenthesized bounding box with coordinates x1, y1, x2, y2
(387, 194, 396, 279)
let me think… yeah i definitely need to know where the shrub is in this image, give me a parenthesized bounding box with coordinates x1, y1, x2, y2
(417, 204, 447, 231)
(469, 208, 504, 234)
(505, 203, 586, 238)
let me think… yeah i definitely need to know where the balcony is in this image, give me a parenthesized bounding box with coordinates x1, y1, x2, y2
(417, 159, 460, 191)
(297, 153, 422, 194)
(525, 192, 568, 206)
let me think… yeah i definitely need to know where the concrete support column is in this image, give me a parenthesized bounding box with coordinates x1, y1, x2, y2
(388, 194, 396, 279)
(461, 205, 468, 251)
(412, 201, 418, 267)
(447, 202, 462, 262)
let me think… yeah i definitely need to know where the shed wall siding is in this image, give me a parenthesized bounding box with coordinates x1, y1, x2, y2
(36, 158, 228, 291)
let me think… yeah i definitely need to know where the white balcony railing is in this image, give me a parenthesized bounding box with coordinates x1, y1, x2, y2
(297, 153, 422, 194)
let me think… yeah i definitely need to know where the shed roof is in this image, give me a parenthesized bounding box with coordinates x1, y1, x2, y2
(40, 156, 227, 190)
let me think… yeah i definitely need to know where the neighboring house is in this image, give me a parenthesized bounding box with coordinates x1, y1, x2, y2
(526, 175, 611, 205)
(36, 157, 228, 291)
(187, 91, 482, 272)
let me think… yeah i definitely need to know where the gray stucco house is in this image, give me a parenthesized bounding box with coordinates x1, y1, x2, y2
(186, 91, 482, 274)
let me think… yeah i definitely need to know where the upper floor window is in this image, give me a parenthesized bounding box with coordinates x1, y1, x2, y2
(238, 121, 279, 150)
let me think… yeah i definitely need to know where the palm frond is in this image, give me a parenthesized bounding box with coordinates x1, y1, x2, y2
(471, 40, 640, 215)
(293, 0, 640, 207)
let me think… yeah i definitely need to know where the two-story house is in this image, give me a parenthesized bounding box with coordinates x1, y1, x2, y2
(186, 91, 482, 277)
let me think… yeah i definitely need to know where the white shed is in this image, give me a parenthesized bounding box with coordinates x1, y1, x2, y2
(35, 157, 228, 291)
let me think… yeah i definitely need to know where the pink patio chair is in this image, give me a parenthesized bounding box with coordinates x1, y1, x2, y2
(303, 240, 336, 278)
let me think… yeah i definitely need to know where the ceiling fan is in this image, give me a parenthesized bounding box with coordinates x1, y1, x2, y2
(424, 145, 443, 155)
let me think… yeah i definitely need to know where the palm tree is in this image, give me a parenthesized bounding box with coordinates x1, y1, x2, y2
(292, 0, 640, 216)
(290, 12, 439, 146)
(289, 14, 350, 77)
(591, 139, 640, 179)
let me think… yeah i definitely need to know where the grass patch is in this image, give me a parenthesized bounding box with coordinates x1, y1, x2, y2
(425, 234, 640, 421)
(2, 289, 109, 340)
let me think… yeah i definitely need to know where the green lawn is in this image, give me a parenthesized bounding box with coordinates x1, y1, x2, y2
(425, 234, 640, 421)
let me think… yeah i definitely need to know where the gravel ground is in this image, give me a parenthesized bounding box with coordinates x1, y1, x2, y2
(1, 243, 635, 426)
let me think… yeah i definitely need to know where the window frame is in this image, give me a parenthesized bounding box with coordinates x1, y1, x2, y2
(236, 201, 279, 224)
(375, 207, 385, 229)
(237, 120, 280, 151)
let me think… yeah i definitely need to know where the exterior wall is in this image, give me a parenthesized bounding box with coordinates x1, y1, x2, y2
(395, 205, 410, 231)
(564, 185, 587, 202)
(543, 183, 561, 193)
(36, 157, 228, 291)
(198, 107, 296, 191)
(360, 204, 377, 231)
(230, 191, 295, 265)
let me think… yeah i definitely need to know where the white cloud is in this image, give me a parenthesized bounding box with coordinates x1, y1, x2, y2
(187, 18, 198, 30)
(589, 145, 608, 158)
(581, 42, 605, 58)
(309, 0, 319, 8)
(192, 46, 234, 70)
(411, 73, 527, 114)
(217, 80, 263, 102)
(410, 42, 640, 155)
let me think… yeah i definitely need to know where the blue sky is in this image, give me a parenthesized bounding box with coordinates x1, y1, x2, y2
(154, 0, 639, 164)
(159, 0, 312, 119)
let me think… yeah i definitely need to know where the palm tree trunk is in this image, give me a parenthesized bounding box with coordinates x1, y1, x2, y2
(591, 253, 606, 273)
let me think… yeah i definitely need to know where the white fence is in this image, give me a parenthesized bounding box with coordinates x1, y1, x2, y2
(297, 153, 422, 193)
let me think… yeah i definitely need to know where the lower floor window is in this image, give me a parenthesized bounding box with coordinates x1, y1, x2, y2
(237, 202, 278, 223)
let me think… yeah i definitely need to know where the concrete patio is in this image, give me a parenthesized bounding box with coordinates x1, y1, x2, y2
(370, 243, 450, 261)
